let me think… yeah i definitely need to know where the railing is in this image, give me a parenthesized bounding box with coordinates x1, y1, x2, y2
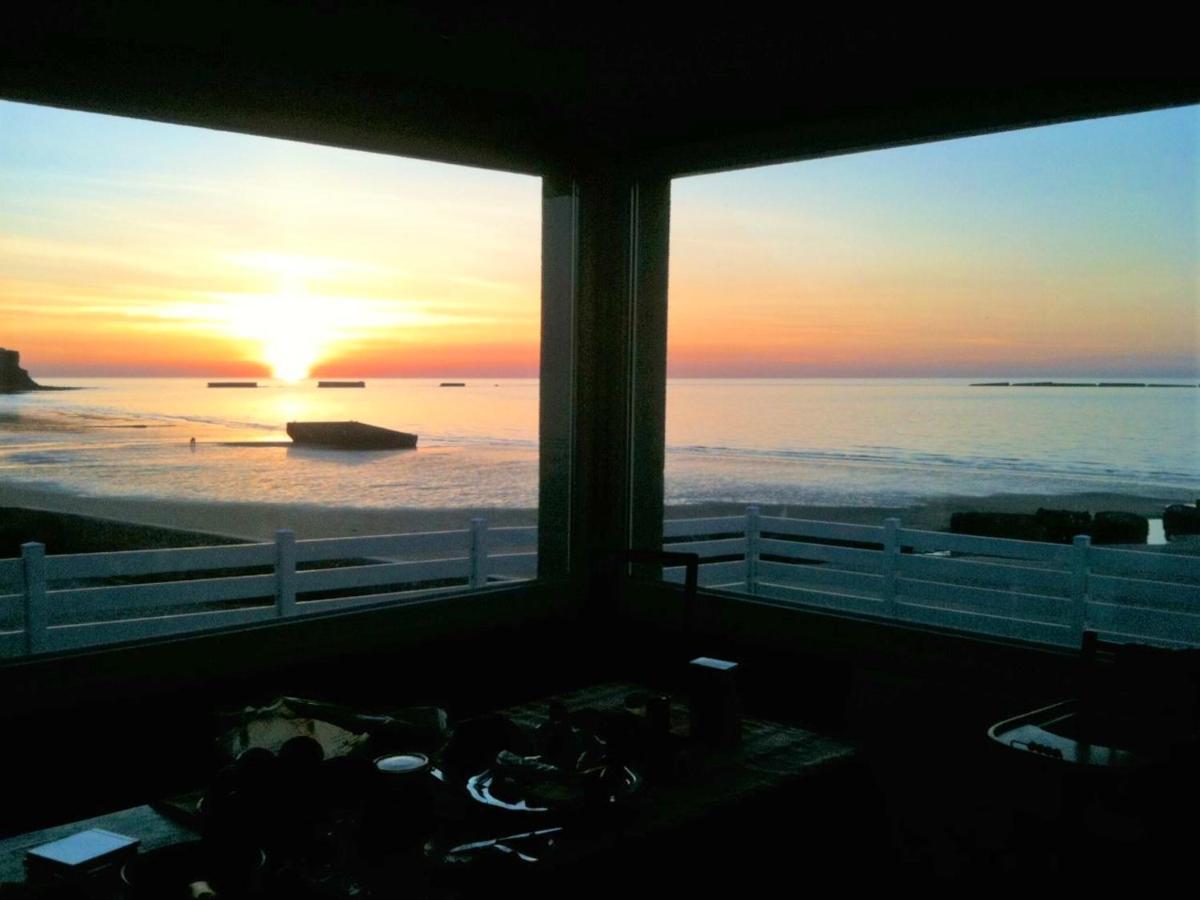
(0, 518, 537, 658)
(3, 507, 1197, 657)
(663, 506, 1200, 649)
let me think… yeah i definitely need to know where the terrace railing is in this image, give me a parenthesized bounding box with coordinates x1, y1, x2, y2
(3, 508, 1198, 657)
(0, 518, 537, 658)
(663, 507, 1200, 649)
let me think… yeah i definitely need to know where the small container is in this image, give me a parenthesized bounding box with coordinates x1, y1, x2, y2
(537, 702, 578, 768)
(647, 694, 672, 737)
(374, 752, 434, 813)
(623, 691, 650, 714)
(688, 657, 742, 747)
(365, 753, 435, 852)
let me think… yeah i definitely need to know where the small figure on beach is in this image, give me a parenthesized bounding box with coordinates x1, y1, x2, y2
(190, 437, 196, 451)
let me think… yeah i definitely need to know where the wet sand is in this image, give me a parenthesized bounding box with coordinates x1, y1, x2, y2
(0, 481, 1188, 548)
(0, 482, 536, 543)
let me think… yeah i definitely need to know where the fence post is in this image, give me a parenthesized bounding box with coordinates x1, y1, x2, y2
(882, 518, 901, 617)
(275, 529, 297, 617)
(1071, 534, 1090, 641)
(470, 518, 489, 589)
(744, 506, 761, 595)
(21, 542, 48, 655)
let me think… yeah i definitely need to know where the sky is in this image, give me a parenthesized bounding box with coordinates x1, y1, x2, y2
(0, 100, 542, 378)
(670, 104, 1199, 378)
(1, 100, 1197, 379)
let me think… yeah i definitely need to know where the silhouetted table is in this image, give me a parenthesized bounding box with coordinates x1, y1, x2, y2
(0, 683, 857, 893)
(503, 681, 857, 840)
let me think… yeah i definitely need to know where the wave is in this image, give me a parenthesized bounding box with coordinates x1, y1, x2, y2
(664, 441, 1199, 486)
(70, 407, 283, 433)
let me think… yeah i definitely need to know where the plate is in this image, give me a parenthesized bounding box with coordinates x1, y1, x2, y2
(466, 763, 641, 812)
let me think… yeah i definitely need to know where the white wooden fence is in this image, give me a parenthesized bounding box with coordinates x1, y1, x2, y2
(0, 518, 537, 658)
(664, 506, 1200, 649)
(3, 508, 1198, 657)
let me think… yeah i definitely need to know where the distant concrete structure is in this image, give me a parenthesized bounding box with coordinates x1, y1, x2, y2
(286, 420, 418, 450)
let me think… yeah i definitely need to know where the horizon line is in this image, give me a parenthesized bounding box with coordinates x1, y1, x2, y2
(33, 372, 1200, 381)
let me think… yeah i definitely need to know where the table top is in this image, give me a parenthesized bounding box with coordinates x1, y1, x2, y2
(0, 682, 857, 890)
(503, 682, 857, 839)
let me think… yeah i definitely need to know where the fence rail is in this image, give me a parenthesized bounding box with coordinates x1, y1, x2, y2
(664, 506, 1200, 649)
(1, 519, 537, 658)
(3, 506, 1198, 657)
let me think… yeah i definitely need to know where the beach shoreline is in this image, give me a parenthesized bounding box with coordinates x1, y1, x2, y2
(0, 480, 1189, 550)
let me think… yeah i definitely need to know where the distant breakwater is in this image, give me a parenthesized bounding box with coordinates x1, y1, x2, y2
(970, 381, 1198, 388)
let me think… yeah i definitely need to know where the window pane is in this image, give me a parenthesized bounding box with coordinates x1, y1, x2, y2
(0, 100, 541, 656)
(665, 106, 1200, 648)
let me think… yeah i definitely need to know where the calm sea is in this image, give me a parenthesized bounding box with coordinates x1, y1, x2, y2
(0, 378, 1196, 510)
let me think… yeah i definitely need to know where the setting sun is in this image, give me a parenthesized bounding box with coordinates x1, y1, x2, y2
(226, 280, 330, 382)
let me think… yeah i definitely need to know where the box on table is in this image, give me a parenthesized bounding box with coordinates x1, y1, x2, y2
(688, 657, 741, 747)
(24, 828, 140, 883)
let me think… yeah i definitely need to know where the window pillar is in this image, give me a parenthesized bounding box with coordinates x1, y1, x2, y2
(538, 170, 671, 609)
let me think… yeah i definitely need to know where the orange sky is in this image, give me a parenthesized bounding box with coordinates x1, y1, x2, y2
(2, 101, 1197, 379)
(1, 101, 542, 379)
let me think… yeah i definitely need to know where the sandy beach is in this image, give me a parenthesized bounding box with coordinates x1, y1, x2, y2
(0, 480, 1189, 550)
(0, 482, 537, 543)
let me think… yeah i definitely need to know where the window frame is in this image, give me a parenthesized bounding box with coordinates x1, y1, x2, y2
(4, 89, 1194, 673)
(0, 101, 568, 662)
(645, 104, 1200, 654)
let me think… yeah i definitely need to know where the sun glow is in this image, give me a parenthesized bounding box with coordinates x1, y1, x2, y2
(225, 277, 330, 381)
(198, 253, 518, 381)
(0, 99, 543, 378)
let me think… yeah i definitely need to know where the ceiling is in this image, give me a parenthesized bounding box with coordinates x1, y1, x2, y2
(3, 3, 1197, 176)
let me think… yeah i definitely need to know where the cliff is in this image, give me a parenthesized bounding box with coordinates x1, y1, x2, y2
(0, 348, 45, 392)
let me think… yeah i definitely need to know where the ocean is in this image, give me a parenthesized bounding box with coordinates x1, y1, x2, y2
(0, 378, 1196, 511)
